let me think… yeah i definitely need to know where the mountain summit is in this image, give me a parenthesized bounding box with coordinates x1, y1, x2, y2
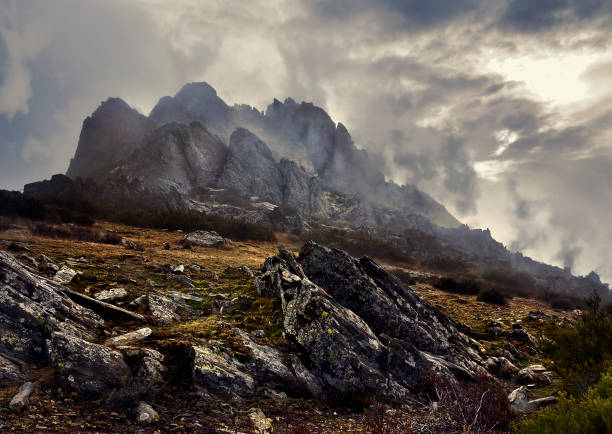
(24, 82, 609, 301)
(63, 82, 460, 229)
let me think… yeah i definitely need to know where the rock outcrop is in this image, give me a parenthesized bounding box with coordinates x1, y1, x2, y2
(254, 242, 484, 402)
(0, 249, 158, 398)
(180, 230, 233, 249)
(67, 98, 152, 180)
(0, 250, 102, 375)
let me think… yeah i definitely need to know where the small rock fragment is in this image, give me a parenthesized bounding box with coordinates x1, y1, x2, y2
(169, 264, 185, 274)
(508, 386, 557, 414)
(106, 328, 152, 346)
(9, 381, 34, 411)
(248, 408, 273, 434)
(148, 294, 181, 325)
(135, 401, 159, 424)
(94, 287, 128, 303)
(54, 266, 77, 284)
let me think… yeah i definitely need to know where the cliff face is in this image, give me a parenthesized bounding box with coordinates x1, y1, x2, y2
(67, 98, 153, 180)
(64, 82, 460, 229)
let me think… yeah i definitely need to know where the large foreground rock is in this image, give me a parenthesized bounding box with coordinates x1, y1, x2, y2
(48, 331, 131, 396)
(0, 250, 139, 398)
(254, 242, 484, 402)
(0, 250, 102, 379)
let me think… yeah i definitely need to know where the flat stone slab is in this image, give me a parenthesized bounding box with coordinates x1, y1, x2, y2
(106, 328, 152, 346)
(9, 382, 35, 411)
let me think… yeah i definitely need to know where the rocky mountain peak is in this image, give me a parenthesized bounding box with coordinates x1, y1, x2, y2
(66, 98, 152, 180)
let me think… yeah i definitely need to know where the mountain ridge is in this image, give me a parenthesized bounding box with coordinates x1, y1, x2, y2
(22, 82, 610, 300)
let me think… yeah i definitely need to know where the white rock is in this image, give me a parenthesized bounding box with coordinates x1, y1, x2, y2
(94, 287, 128, 303)
(53, 266, 77, 284)
(248, 408, 273, 434)
(106, 328, 152, 346)
(9, 382, 34, 411)
(136, 401, 159, 424)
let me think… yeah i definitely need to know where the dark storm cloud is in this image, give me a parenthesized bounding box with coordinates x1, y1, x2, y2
(500, 0, 612, 32)
(555, 238, 583, 271)
(310, 0, 481, 28)
(0, 35, 7, 86)
(439, 136, 478, 214)
(1, 0, 611, 281)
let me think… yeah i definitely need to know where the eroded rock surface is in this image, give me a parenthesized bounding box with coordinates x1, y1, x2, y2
(0, 250, 102, 377)
(48, 331, 131, 396)
(191, 345, 255, 399)
(254, 242, 484, 402)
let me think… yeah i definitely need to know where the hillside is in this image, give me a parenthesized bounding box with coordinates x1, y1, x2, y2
(20, 82, 610, 302)
(0, 218, 583, 432)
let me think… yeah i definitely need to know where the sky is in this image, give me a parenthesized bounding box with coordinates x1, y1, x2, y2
(1, 0, 611, 282)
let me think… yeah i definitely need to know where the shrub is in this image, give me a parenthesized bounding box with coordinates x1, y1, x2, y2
(515, 367, 612, 434)
(111, 209, 275, 242)
(540, 311, 612, 391)
(30, 223, 122, 245)
(433, 277, 480, 295)
(421, 256, 471, 274)
(417, 373, 511, 432)
(477, 287, 507, 305)
(324, 389, 374, 412)
(551, 298, 574, 311)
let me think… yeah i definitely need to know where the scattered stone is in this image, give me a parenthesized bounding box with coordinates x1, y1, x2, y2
(134, 349, 166, 389)
(48, 331, 131, 396)
(130, 294, 148, 308)
(509, 323, 538, 351)
(53, 265, 77, 284)
(180, 230, 233, 249)
(9, 381, 34, 411)
(482, 356, 518, 377)
(191, 345, 255, 399)
(503, 340, 521, 360)
(248, 408, 273, 434)
(228, 265, 254, 278)
(169, 264, 185, 274)
(0, 250, 103, 379)
(166, 274, 195, 288)
(486, 320, 504, 338)
(527, 310, 551, 323)
(163, 242, 171, 250)
(233, 328, 299, 392)
(517, 365, 552, 385)
(135, 401, 159, 425)
(229, 295, 255, 312)
(508, 386, 557, 414)
(167, 291, 204, 303)
(94, 287, 128, 303)
(122, 239, 143, 251)
(148, 294, 181, 325)
(38, 254, 59, 272)
(106, 328, 152, 346)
